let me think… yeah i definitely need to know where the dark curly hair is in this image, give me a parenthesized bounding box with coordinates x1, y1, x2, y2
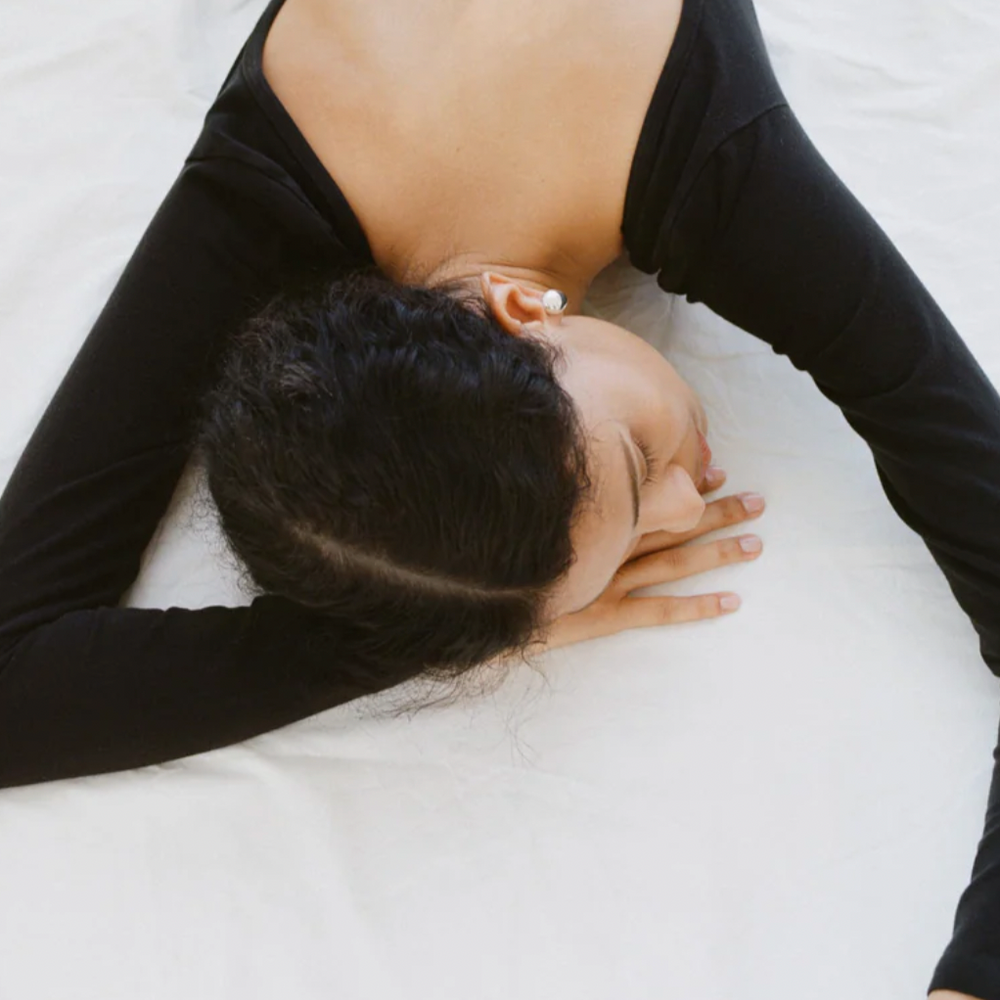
(195, 267, 595, 695)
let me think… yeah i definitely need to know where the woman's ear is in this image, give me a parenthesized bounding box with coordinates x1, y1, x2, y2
(479, 272, 548, 336)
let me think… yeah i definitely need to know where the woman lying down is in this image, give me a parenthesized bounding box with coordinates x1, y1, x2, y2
(0, 0, 998, 995)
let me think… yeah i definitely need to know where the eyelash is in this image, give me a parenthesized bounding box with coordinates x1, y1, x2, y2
(635, 437, 660, 485)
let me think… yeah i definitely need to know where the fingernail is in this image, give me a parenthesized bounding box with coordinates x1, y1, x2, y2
(720, 594, 741, 613)
(739, 492, 765, 514)
(739, 535, 762, 554)
(705, 465, 725, 485)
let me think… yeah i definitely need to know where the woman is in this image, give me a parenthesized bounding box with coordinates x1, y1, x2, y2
(0, 0, 996, 995)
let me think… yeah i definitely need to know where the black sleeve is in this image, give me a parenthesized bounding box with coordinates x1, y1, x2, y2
(655, 104, 1000, 998)
(0, 156, 390, 789)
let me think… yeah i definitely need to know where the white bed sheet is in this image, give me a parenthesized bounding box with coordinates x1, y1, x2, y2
(1, 1, 999, 997)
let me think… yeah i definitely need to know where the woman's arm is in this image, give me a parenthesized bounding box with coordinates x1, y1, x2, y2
(653, 104, 1000, 998)
(0, 156, 390, 789)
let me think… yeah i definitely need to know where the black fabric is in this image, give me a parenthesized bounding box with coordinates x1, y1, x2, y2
(625, 3, 1000, 995)
(0, 0, 385, 788)
(1, 0, 997, 992)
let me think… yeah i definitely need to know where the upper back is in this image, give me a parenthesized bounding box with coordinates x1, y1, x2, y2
(261, 0, 684, 285)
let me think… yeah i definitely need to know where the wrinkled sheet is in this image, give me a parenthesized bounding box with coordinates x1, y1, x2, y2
(1, 1, 999, 997)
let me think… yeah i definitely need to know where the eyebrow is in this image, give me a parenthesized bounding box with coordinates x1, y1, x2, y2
(618, 431, 641, 530)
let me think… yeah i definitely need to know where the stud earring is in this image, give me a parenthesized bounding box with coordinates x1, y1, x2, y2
(542, 289, 568, 315)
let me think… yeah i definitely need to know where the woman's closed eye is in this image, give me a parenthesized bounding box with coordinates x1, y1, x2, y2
(634, 436, 660, 486)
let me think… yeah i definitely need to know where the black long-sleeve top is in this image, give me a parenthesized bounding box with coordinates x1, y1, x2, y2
(1, 0, 998, 993)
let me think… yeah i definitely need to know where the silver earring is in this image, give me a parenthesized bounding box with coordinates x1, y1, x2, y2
(542, 289, 568, 315)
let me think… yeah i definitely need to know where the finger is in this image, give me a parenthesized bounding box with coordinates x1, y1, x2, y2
(698, 465, 727, 495)
(626, 492, 766, 559)
(615, 533, 763, 592)
(617, 591, 742, 629)
(674, 492, 767, 543)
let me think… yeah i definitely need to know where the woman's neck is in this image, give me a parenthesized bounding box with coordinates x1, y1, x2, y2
(417, 252, 591, 316)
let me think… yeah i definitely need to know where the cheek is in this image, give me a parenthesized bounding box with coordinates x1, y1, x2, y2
(560, 488, 638, 614)
(557, 534, 629, 616)
(623, 533, 643, 562)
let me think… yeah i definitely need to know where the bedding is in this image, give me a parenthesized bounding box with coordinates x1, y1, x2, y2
(1, 0, 999, 996)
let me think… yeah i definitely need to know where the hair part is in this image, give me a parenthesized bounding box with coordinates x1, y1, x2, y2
(195, 267, 595, 697)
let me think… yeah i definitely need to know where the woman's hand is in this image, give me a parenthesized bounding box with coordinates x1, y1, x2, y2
(928, 992, 985, 999)
(533, 466, 766, 652)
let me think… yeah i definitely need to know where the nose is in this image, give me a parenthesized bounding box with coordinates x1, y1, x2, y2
(670, 493, 707, 533)
(648, 465, 706, 534)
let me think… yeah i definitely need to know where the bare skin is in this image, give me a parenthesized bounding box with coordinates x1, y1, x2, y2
(262, 0, 684, 295)
(535, 467, 767, 652)
(259, 0, 773, 642)
(259, 5, 984, 991)
(261, 0, 756, 633)
(477, 273, 765, 631)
